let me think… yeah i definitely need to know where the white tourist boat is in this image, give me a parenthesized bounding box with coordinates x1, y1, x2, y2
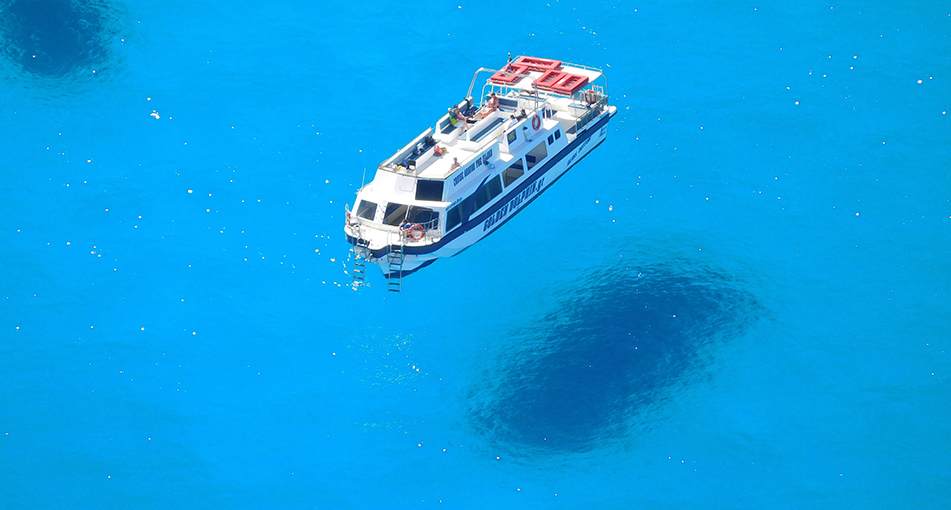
(344, 56, 617, 291)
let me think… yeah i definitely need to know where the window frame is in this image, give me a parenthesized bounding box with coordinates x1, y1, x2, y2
(355, 199, 378, 221)
(382, 202, 409, 226)
(502, 160, 525, 187)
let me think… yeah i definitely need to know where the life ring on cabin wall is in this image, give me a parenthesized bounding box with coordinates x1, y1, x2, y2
(406, 224, 425, 241)
(531, 114, 541, 130)
(345, 209, 352, 226)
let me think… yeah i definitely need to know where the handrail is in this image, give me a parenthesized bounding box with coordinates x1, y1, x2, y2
(415, 217, 440, 232)
(559, 60, 604, 74)
(390, 216, 441, 245)
(572, 100, 609, 135)
(467, 67, 498, 100)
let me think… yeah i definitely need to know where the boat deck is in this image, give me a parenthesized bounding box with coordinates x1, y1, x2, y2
(379, 63, 605, 182)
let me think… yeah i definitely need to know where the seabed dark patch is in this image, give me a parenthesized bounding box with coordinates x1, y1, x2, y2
(468, 259, 761, 455)
(0, 0, 118, 79)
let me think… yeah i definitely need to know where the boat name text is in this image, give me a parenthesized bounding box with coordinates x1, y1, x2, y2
(565, 135, 592, 169)
(452, 149, 494, 187)
(483, 177, 545, 232)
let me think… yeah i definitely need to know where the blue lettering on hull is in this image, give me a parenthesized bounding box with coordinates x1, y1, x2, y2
(452, 148, 494, 186)
(483, 177, 545, 232)
(564, 135, 592, 169)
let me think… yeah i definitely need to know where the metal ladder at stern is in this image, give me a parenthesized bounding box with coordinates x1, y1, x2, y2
(386, 238, 404, 293)
(350, 228, 370, 287)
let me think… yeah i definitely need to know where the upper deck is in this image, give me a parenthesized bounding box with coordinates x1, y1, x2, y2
(377, 58, 608, 187)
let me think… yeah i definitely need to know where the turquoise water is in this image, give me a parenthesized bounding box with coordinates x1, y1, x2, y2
(2, 0, 949, 507)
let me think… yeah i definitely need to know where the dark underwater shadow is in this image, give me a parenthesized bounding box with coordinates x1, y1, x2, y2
(467, 257, 762, 456)
(0, 0, 120, 80)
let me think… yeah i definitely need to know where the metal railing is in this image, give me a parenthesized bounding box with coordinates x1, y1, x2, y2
(571, 98, 609, 134)
(396, 216, 441, 245)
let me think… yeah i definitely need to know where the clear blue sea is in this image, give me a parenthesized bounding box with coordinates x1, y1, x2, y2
(1, 0, 949, 508)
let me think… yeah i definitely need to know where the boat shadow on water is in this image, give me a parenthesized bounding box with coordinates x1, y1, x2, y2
(467, 257, 763, 456)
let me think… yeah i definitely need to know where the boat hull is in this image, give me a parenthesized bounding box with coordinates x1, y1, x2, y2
(347, 107, 616, 278)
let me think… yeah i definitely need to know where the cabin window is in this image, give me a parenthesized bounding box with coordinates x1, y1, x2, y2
(445, 176, 502, 231)
(473, 176, 502, 212)
(446, 197, 472, 231)
(547, 134, 554, 145)
(502, 162, 524, 187)
(356, 199, 378, 220)
(447, 206, 459, 231)
(554, 129, 561, 140)
(416, 180, 444, 201)
(382, 202, 409, 226)
(407, 206, 439, 229)
(526, 142, 548, 170)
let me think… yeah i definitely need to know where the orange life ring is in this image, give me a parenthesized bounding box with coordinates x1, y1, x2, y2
(531, 114, 541, 130)
(345, 209, 352, 226)
(406, 224, 425, 241)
